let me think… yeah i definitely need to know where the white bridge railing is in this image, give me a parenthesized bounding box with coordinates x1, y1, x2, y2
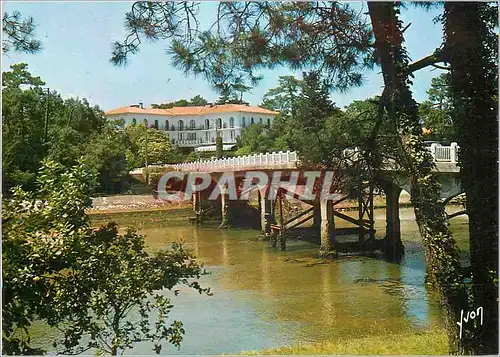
(168, 150, 299, 172)
(152, 142, 459, 173)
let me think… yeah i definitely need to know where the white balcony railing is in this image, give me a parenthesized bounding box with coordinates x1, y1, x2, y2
(429, 142, 459, 163)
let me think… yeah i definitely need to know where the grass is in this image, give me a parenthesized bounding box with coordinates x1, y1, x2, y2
(239, 329, 449, 355)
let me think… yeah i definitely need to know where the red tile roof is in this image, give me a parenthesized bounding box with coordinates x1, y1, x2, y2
(105, 104, 278, 116)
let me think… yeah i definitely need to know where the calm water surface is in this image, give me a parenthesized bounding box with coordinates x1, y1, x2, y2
(33, 207, 470, 355)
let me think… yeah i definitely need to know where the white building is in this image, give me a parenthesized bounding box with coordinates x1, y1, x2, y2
(105, 103, 279, 151)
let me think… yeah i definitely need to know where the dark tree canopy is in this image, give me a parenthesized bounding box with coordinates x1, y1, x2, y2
(151, 94, 208, 108)
(111, 2, 374, 92)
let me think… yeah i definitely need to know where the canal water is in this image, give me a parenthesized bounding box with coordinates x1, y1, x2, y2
(32, 206, 469, 355)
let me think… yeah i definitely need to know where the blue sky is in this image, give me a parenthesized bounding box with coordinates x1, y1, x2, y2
(2, 1, 446, 111)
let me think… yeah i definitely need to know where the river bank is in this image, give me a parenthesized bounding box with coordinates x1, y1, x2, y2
(87, 192, 418, 216)
(242, 328, 448, 355)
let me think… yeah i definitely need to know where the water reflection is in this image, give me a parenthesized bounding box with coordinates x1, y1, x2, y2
(31, 208, 468, 354)
(141, 208, 465, 354)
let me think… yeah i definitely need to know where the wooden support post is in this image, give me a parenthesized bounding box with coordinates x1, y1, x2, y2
(358, 185, 375, 245)
(270, 231, 278, 248)
(369, 184, 375, 239)
(278, 192, 284, 229)
(384, 182, 404, 258)
(311, 202, 321, 230)
(193, 190, 198, 213)
(259, 187, 274, 235)
(358, 194, 365, 244)
(194, 191, 204, 224)
(219, 185, 229, 229)
(278, 193, 286, 250)
(319, 198, 336, 257)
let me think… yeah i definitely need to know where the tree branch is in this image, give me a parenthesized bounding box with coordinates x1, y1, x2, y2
(407, 48, 448, 74)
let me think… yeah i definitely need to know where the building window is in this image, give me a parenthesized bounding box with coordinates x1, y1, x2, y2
(178, 120, 184, 131)
(190, 120, 196, 129)
(178, 133, 184, 141)
(229, 117, 234, 128)
(259, 118, 263, 125)
(267, 118, 271, 127)
(205, 132, 209, 142)
(230, 130, 235, 141)
(216, 118, 222, 129)
(132, 118, 137, 126)
(205, 119, 210, 129)
(154, 120, 159, 129)
(251, 117, 254, 125)
(242, 117, 246, 128)
(144, 119, 148, 127)
(165, 120, 169, 131)
(187, 133, 196, 140)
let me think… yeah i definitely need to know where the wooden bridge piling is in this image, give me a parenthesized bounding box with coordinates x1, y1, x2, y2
(320, 199, 337, 257)
(219, 185, 230, 229)
(357, 184, 376, 244)
(383, 181, 404, 257)
(259, 187, 275, 236)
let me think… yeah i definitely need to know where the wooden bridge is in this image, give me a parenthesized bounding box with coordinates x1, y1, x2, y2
(131, 143, 462, 257)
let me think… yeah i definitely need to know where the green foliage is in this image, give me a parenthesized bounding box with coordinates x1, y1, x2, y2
(2, 11, 42, 54)
(418, 73, 456, 141)
(185, 151, 199, 162)
(2, 160, 209, 355)
(125, 124, 176, 167)
(215, 135, 223, 159)
(243, 329, 449, 355)
(81, 125, 129, 194)
(2, 63, 184, 194)
(2, 160, 96, 355)
(235, 124, 282, 155)
(2, 63, 112, 193)
(215, 83, 249, 104)
(443, 2, 498, 353)
(54, 225, 208, 355)
(240, 76, 381, 166)
(151, 95, 208, 109)
(284, 72, 343, 167)
(2, 63, 47, 191)
(261, 75, 302, 118)
(368, 2, 469, 353)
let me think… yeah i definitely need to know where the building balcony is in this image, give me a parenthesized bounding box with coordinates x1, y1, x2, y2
(166, 125, 239, 132)
(171, 138, 238, 147)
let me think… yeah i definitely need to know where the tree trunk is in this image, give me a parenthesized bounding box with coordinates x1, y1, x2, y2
(368, 2, 469, 353)
(444, 2, 498, 354)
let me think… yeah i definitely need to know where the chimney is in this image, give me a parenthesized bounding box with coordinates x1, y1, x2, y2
(139, 102, 144, 109)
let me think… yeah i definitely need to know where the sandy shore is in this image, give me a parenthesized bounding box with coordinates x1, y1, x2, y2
(88, 194, 191, 215)
(88, 192, 415, 215)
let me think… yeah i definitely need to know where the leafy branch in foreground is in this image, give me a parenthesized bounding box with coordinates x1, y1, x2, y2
(55, 224, 210, 356)
(2, 160, 210, 355)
